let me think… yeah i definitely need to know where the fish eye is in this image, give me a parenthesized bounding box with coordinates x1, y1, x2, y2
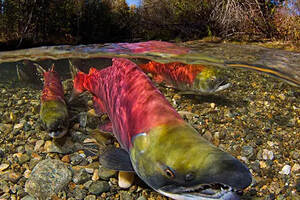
(164, 167, 175, 178)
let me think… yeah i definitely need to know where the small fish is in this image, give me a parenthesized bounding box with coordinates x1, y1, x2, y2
(36, 64, 69, 138)
(139, 61, 231, 94)
(70, 58, 251, 200)
(16, 61, 43, 85)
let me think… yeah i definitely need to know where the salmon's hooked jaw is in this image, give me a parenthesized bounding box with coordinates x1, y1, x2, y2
(129, 125, 252, 200)
(158, 186, 240, 200)
(193, 67, 231, 94)
(49, 128, 68, 138)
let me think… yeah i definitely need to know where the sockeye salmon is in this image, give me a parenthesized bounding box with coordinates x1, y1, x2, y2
(70, 58, 252, 200)
(37, 64, 69, 138)
(139, 61, 231, 94)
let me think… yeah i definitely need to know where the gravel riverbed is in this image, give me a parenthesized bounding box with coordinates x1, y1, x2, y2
(0, 67, 299, 200)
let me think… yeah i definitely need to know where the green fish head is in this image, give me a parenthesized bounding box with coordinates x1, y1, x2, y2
(193, 67, 231, 94)
(40, 100, 69, 138)
(130, 124, 251, 200)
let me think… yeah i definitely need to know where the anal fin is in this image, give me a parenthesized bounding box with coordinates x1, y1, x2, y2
(99, 148, 134, 172)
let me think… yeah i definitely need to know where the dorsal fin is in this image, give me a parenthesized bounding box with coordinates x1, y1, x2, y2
(50, 63, 55, 71)
(89, 67, 98, 75)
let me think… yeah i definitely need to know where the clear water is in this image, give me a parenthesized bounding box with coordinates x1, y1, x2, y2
(0, 41, 299, 199)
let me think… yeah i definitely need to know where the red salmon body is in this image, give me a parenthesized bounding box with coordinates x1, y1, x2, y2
(73, 58, 184, 150)
(41, 66, 65, 103)
(138, 61, 231, 94)
(116, 41, 190, 55)
(139, 61, 205, 86)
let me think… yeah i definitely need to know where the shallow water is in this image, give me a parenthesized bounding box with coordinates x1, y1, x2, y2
(0, 41, 299, 200)
(1, 41, 300, 86)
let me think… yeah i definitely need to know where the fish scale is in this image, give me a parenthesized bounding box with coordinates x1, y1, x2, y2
(75, 58, 183, 150)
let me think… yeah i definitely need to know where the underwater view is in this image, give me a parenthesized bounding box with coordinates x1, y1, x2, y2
(0, 41, 299, 200)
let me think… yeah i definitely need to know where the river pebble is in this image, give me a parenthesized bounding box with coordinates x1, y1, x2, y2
(118, 171, 135, 189)
(241, 145, 254, 158)
(0, 163, 9, 171)
(92, 169, 99, 181)
(279, 165, 291, 175)
(88, 181, 110, 195)
(98, 167, 117, 180)
(25, 159, 72, 199)
(44, 140, 74, 154)
(72, 169, 90, 184)
(291, 163, 300, 173)
(262, 149, 274, 160)
(20, 195, 35, 200)
(34, 140, 44, 151)
(84, 195, 96, 200)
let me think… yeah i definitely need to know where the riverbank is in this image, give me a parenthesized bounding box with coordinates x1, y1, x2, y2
(184, 37, 300, 53)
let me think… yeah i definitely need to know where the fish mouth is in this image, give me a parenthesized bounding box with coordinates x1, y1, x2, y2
(48, 128, 68, 138)
(158, 183, 240, 200)
(213, 80, 231, 93)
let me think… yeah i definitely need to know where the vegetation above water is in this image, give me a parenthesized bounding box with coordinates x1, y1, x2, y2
(0, 0, 299, 50)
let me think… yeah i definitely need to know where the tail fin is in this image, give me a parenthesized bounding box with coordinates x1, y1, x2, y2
(34, 63, 46, 76)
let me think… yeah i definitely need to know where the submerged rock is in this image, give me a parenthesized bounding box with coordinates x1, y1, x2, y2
(25, 159, 72, 199)
(44, 139, 74, 154)
(84, 195, 96, 200)
(262, 149, 274, 160)
(0, 163, 9, 171)
(21, 195, 36, 200)
(72, 169, 90, 184)
(98, 166, 117, 180)
(88, 181, 110, 195)
(118, 171, 135, 189)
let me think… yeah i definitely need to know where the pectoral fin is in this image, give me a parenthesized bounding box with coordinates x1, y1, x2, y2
(99, 148, 134, 172)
